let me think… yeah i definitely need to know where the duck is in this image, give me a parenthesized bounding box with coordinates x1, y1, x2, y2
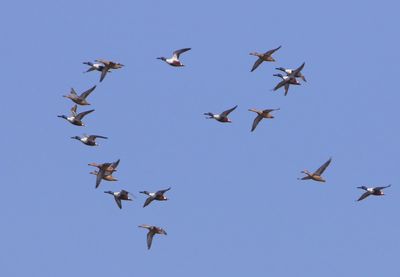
(104, 190, 132, 209)
(71, 134, 108, 146)
(249, 46, 281, 72)
(57, 105, 94, 126)
(138, 224, 167, 250)
(272, 62, 305, 96)
(157, 48, 191, 67)
(83, 59, 124, 82)
(356, 185, 391, 201)
(275, 66, 307, 82)
(298, 157, 332, 182)
(204, 105, 237, 123)
(89, 171, 118, 182)
(88, 159, 120, 188)
(248, 108, 280, 132)
(62, 85, 96, 105)
(140, 187, 171, 208)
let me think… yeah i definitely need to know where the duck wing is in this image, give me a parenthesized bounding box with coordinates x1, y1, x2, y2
(143, 196, 155, 208)
(95, 169, 105, 188)
(273, 79, 288, 91)
(314, 158, 332, 176)
(284, 83, 290, 96)
(80, 85, 96, 99)
(264, 45, 281, 56)
(357, 191, 371, 201)
(88, 135, 108, 141)
(110, 159, 120, 170)
(251, 115, 263, 132)
(375, 184, 391, 190)
(173, 48, 191, 59)
(291, 62, 305, 77)
(221, 105, 238, 117)
(70, 105, 78, 116)
(250, 58, 264, 72)
(157, 187, 171, 195)
(147, 230, 155, 249)
(76, 109, 95, 120)
(99, 65, 110, 82)
(114, 195, 122, 209)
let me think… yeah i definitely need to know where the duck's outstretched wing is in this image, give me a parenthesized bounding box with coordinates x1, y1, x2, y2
(314, 158, 332, 176)
(114, 196, 122, 209)
(251, 115, 263, 132)
(250, 58, 264, 72)
(76, 109, 95, 120)
(80, 85, 96, 99)
(264, 45, 281, 56)
(221, 105, 238, 117)
(375, 184, 391, 190)
(357, 191, 371, 201)
(143, 196, 154, 208)
(173, 48, 191, 59)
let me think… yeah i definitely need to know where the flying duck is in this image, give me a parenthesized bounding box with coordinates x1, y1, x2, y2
(272, 62, 305, 96)
(71, 134, 108, 146)
(138, 224, 167, 250)
(276, 66, 307, 82)
(356, 185, 391, 202)
(204, 105, 237, 123)
(248, 108, 280, 132)
(249, 46, 281, 72)
(157, 48, 191, 67)
(62, 85, 96, 105)
(104, 190, 132, 209)
(140, 187, 171, 208)
(83, 59, 124, 82)
(57, 105, 94, 126)
(298, 157, 332, 182)
(89, 171, 118, 182)
(88, 159, 120, 188)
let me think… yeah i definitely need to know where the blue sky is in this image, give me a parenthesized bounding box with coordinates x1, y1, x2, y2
(1, 0, 400, 276)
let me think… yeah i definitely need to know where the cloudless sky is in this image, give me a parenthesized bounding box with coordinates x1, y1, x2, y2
(1, 0, 400, 276)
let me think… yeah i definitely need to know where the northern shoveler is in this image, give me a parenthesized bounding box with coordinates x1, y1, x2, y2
(157, 48, 191, 67)
(71, 134, 108, 146)
(88, 159, 120, 188)
(138, 224, 167, 250)
(298, 157, 332, 182)
(83, 59, 124, 82)
(57, 105, 94, 126)
(104, 190, 132, 209)
(204, 105, 237, 123)
(140, 187, 171, 208)
(272, 62, 305, 96)
(356, 185, 391, 201)
(63, 85, 96, 105)
(249, 46, 281, 72)
(248, 108, 280, 132)
(276, 66, 307, 82)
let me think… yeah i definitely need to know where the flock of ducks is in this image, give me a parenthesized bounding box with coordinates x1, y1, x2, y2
(57, 46, 391, 250)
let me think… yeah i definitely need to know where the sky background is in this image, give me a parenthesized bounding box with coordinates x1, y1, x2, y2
(1, 0, 399, 276)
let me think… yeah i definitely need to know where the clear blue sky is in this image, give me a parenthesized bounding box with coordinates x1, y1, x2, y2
(1, 0, 399, 276)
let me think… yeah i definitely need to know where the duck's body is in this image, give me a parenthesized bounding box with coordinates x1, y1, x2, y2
(138, 224, 167, 249)
(276, 67, 307, 82)
(248, 108, 280, 132)
(58, 105, 94, 126)
(272, 62, 305, 96)
(357, 185, 391, 201)
(71, 134, 108, 146)
(204, 105, 237, 123)
(140, 187, 171, 208)
(157, 48, 191, 67)
(299, 158, 332, 182)
(250, 46, 281, 72)
(104, 190, 132, 209)
(90, 171, 117, 182)
(88, 159, 120, 188)
(63, 85, 96, 105)
(83, 59, 124, 82)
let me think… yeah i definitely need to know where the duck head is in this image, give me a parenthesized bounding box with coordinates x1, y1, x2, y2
(71, 136, 81, 140)
(357, 186, 368, 190)
(57, 115, 67, 120)
(157, 57, 167, 62)
(104, 191, 114, 195)
(273, 73, 284, 79)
